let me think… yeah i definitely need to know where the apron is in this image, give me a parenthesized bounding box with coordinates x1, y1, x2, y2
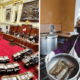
(69, 35, 80, 62)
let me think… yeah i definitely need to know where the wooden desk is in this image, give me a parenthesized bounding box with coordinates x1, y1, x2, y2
(26, 40, 39, 51)
(3, 34, 16, 41)
(3, 34, 39, 51)
(0, 32, 4, 35)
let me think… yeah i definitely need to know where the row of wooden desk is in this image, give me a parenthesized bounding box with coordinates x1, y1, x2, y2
(3, 34, 39, 51)
(0, 32, 4, 35)
(1, 71, 35, 80)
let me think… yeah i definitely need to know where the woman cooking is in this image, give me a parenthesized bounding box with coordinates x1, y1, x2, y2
(46, 18, 80, 62)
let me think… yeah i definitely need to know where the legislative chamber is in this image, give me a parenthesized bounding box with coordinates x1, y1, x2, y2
(0, 0, 39, 80)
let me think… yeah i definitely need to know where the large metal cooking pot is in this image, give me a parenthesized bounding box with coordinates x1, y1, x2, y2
(45, 53, 80, 80)
(40, 33, 58, 55)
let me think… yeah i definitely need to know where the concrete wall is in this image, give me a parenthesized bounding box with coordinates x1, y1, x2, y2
(61, 0, 76, 31)
(41, 0, 62, 24)
(40, 0, 76, 32)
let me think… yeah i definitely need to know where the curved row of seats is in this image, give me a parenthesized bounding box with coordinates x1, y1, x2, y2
(0, 56, 10, 63)
(0, 51, 38, 79)
(0, 62, 20, 74)
(1, 25, 39, 79)
(10, 24, 39, 43)
(3, 24, 39, 51)
(1, 71, 35, 80)
(21, 52, 39, 67)
(12, 48, 33, 61)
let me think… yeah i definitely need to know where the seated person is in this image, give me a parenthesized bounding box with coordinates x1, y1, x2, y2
(6, 31, 9, 34)
(32, 34, 38, 42)
(6, 31, 11, 35)
(22, 32, 25, 38)
(30, 34, 38, 43)
(9, 31, 11, 34)
(16, 33, 20, 38)
(12, 31, 15, 35)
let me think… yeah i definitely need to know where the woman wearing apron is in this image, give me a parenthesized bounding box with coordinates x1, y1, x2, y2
(46, 18, 80, 62)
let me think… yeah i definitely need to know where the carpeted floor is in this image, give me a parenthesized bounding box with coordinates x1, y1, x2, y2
(0, 36, 38, 80)
(0, 39, 23, 58)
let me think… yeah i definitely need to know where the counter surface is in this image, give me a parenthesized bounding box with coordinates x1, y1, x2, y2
(57, 33, 72, 38)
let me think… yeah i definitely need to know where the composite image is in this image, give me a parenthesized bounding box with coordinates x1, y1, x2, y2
(0, 0, 80, 80)
(0, 0, 39, 80)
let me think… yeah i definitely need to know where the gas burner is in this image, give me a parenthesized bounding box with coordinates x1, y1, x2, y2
(40, 55, 49, 80)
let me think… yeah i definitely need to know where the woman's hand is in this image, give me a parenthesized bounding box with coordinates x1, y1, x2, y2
(45, 51, 55, 63)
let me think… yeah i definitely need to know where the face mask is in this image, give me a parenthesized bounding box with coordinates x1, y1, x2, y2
(77, 24, 80, 27)
(77, 27, 80, 34)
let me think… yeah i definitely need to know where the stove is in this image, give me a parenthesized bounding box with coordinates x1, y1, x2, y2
(40, 55, 49, 80)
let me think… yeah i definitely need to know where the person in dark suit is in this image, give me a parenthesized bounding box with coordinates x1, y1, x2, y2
(13, 31, 15, 35)
(22, 32, 25, 38)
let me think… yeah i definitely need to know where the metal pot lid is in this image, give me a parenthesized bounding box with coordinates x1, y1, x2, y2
(40, 33, 58, 39)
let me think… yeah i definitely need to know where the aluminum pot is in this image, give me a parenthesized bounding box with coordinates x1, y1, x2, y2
(45, 53, 80, 80)
(40, 33, 58, 55)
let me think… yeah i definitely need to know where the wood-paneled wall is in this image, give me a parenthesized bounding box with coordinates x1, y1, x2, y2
(10, 25, 39, 37)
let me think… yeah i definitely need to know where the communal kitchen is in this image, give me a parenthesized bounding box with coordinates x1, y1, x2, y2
(40, 0, 80, 80)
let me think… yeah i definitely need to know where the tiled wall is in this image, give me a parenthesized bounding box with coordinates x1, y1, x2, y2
(40, 24, 61, 33)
